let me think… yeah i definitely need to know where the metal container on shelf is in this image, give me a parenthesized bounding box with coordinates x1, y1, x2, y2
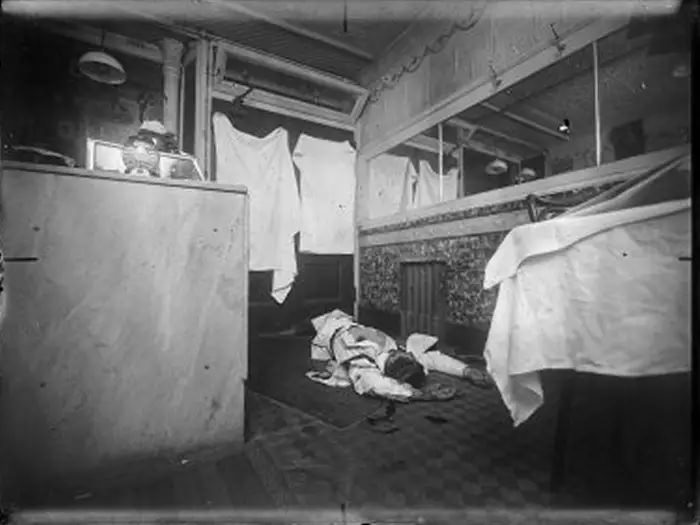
(86, 138, 203, 180)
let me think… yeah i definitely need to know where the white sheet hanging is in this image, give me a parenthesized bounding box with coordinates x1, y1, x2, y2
(293, 134, 356, 254)
(367, 154, 415, 219)
(411, 160, 458, 208)
(212, 113, 301, 303)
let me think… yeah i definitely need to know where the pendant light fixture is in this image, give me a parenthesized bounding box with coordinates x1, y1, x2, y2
(78, 29, 127, 85)
(485, 158, 508, 176)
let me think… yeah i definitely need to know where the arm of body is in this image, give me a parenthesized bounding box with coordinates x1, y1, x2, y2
(416, 351, 468, 377)
(347, 362, 415, 401)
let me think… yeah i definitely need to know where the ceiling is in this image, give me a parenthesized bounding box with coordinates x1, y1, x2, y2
(6, 0, 690, 142)
(5, 0, 431, 82)
(211, 1, 432, 59)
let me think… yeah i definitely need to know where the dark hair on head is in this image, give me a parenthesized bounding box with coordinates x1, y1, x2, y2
(384, 350, 426, 389)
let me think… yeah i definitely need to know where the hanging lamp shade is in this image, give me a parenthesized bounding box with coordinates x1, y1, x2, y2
(485, 158, 508, 176)
(78, 50, 126, 85)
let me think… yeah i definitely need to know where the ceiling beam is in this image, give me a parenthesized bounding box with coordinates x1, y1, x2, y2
(404, 135, 455, 155)
(448, 118, 544, 152)
(350, 92, 370, 123)
(407, 134, 522, 164)
(213, 81, 354, 131)
(39, 21, 163, 63)
(480, 102, 569, 142)
(207, 0, 374, 62)
(216, 40, 366, 96)
(94, 2, 368, 97)
(489, 36, 652, 121)
(458, 141, 522, 164)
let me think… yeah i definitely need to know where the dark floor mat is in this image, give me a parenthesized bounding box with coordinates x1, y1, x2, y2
(247, 336, 383, 429)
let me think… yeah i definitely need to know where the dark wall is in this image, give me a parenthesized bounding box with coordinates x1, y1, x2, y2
(1, 19, 163, 166)
(462, 149, 512, 196)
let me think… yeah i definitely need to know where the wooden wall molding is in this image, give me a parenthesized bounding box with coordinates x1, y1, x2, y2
(1, 161, 248, 195)
(359, 210, 529, 248)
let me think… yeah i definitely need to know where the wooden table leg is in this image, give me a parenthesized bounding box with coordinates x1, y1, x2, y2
(550, 372, 577, 494)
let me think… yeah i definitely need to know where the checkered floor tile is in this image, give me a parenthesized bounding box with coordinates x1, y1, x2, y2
(245, 357, 691, 512)
(246, 389, 322, 440)
(245, 375, 560, 510)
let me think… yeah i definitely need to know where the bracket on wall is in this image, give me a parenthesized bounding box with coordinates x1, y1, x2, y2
(213, 46, 227, 84)
(550, 24, 567, 54)
(226, 86, 254, 118)
(488, 63, 502, 90)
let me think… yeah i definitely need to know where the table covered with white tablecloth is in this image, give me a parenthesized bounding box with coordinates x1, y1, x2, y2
(483, 160, 691, 426)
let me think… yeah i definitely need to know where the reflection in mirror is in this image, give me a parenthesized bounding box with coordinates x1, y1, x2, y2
(597, 16, 690, 164)
(365, 11, 691, 218)
(365, 125, 462, 219)
(455, 44, 596, 187)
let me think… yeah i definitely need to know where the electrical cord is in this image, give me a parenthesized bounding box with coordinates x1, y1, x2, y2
(367, 1, 488, 104)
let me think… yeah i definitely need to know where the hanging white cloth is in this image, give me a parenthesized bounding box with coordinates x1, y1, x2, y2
(367, 154, 415, 219)
(411, 160, 458, 208)
(293, 134, 356, 254)
(212, 113, 301, 303)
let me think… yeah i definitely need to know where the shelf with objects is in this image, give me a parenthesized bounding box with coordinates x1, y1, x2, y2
(86, 130, 205, 181)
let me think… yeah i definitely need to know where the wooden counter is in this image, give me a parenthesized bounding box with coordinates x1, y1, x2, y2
(0, 162, 249, 494)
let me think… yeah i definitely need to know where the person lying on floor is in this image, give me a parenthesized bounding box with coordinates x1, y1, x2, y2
(306, 310, 493, 402)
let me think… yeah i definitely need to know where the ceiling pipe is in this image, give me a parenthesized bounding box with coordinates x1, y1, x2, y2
(480, 102, 569, 141)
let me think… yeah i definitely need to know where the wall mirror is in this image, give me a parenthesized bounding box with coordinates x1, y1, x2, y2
(364, 13, 690, 222)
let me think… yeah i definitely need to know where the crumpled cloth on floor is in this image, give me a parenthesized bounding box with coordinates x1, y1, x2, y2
(412, 382, 457, 402)
(213, 113, 301, 303)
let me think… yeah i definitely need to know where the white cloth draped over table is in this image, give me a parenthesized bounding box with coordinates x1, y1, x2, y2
(411, 160, 458, 208)
(293, 134, 356, 254)
(367, 154, 415, 219)
(484, 192, 692, 426)
(213, 113, 301, 303)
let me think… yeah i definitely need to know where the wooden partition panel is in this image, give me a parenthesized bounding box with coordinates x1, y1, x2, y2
(399, 260, 446, 341)
(0, 164, 248, 491)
